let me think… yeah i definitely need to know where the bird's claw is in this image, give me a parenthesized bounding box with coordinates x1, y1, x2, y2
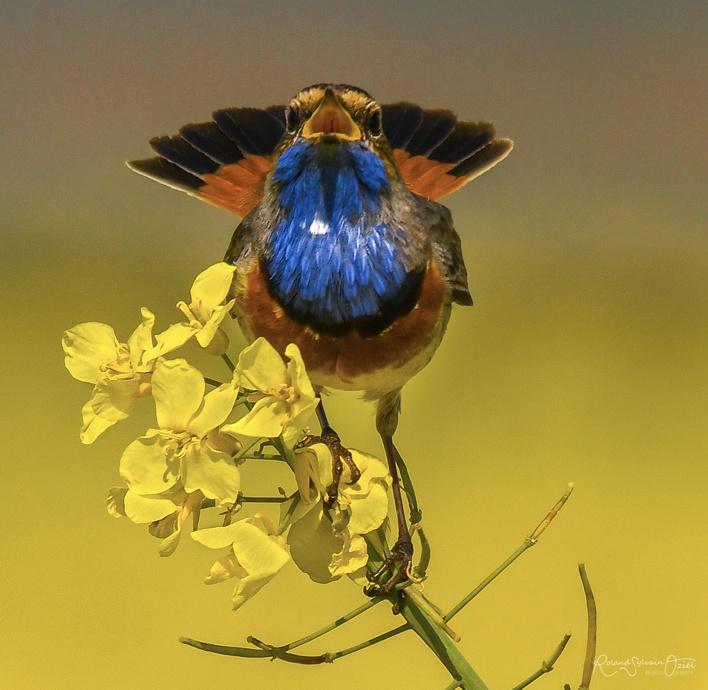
(364, 533, 414, 597)
(296, 426, 360, 507)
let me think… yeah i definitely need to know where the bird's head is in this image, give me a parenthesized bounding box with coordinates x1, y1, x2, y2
(272, 83, 398, 174)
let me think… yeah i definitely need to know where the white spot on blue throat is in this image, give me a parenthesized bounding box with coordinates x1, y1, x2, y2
(308, 215, 330, 235)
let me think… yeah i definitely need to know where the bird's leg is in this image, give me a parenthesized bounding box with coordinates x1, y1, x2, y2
(296, 399, 361, 506)
(365, 389, 413, 596)
(365, 433, 414, 596)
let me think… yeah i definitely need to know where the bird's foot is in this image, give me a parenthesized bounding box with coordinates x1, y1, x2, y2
(296, 426, 361, 506)
(364, 532, 415, 598)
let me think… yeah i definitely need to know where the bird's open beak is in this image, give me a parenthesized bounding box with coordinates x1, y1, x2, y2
(302, 88, 361, 141)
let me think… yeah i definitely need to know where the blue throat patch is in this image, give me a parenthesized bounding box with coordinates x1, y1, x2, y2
(264, 138, 421, 335)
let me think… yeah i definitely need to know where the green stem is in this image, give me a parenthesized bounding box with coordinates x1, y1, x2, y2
(511, 633, 572, 690)
(240, 496, 290, 504)
(393, 445, 431, 579)
(221, 353, 236, 372)
(401, 593, 489, 690)
(234, 437, 263, 461)
(443, 680, 464, 690)
(414, 524, 431, 580)
(445, 483, 574, 623)
(238, 454, 286, 462)
(271, 435, 297, 471)
(445, 540, 532, 622)
(180, 637, 326, 664)
(393, 445, 422, 523)
(182, 598, 384, 664)
(204, 377, 224, 388)
(277, 597, 383, 652)
(278, 493, 301, 535)
(579, 563, 597, 690)
(325, 623, 410, 661)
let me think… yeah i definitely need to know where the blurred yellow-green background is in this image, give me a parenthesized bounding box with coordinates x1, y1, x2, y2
(2, 2, 706, 688)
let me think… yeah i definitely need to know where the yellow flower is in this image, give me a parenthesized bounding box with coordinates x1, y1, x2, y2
(119, 359, 242, 502)
(222, 338, 318, 444)
(107, 486, 204, 557)
(146, 263, 236, 358)
(284, 444, 390, 583)
(63, 308, 156, 443)
(192, 514, 290, 610)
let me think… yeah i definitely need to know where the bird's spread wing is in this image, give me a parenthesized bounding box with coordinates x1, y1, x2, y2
(127, 106, 287, 217)
(381, 103, 513, 201)
(128, 102, 511, 216)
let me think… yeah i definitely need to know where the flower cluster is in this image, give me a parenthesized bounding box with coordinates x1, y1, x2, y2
(64, 263, 391, 609)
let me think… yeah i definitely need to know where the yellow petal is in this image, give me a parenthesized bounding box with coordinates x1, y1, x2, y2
(189, 263, 236, 313)
(188, 376, 239, 438)
(204, 553, 245, 584)
(63, 322, 119, 383)
(284, 343, 316, 399)
(145, 322, 197, 361)
(293, 448, 323, 503)
(282, 399, 319, 445)
(128, 307, 156, 370)
(119, 432, 180, 494)
(157, 527, 183, 557)
(347, 483, 390, 535)
(288, 504, 342, 584)
(152, 359, 205, 431)
(228, 522, 290, 609)
(181, 442, 241, 501)
(342, 450, 391, 495)
(235, 338, 287, 392)
(313, 443, 334, 487)
(192, 523, 239, 550)
(80, 399, 117, 444)
(192, 519, 290, 607)
(123, 490, 179, 524)
(222, 397, 286, 439)
(196, 325, 230, 356)
(107, 487, 128, 518)
(90, 379, 138, 420)
(193, 301, 234, 349)
(329, 532, 368, 577)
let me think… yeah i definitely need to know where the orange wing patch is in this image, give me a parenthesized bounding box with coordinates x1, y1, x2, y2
(394, 140, 513, 201)
(199, 155, 270, 217)
(394, 150, 457, 200)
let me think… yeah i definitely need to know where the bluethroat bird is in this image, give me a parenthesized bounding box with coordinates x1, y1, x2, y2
(129, 83, 512, 593)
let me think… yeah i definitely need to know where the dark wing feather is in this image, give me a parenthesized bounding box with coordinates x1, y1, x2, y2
(212, 107, 286, 156)
(381, 103, 424, 150)
(148, 134, 220, 175)
(430, 120, 496, 164)
(179, 121, 246, 165)
(382, 101, 512, 200)
(404, 109, 456, 157)
(127, 106, 287, 217)
(128, 157, 204, 195)
(426, 202, 473, 306)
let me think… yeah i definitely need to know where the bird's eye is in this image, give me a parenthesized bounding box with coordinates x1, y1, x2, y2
(286, 106, 300, 134)
(368, 109, 383, 138)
